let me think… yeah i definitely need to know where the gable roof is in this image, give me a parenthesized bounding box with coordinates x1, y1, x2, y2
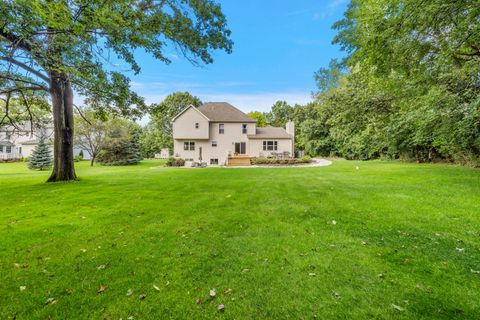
(171, 104, 210, 122)
(197, 102, 256, 123)
(247, 126, 293, 139)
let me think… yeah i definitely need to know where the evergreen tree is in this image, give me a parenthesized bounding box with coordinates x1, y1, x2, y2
(28, 138, 53, 170)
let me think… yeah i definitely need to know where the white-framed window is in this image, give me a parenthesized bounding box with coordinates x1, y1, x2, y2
(211, 141, 217, 147)
(263, 141, 278, 151)
(184, 141, 195, 151)
(210, 158, 219, 165)
(6, 146, 12, 153)
(195, 123, 199, 129)
(0, 145, 3, 153)
(242, 123, 247, 134)
(219, 123, 225, 134)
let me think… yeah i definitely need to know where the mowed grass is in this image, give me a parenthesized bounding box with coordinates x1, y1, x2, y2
(1, 160, 479, 319)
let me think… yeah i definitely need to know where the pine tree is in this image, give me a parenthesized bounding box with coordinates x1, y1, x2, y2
(28, 138, 53, 170)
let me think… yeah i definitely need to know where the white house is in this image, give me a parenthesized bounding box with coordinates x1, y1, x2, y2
(172, 102, 294, 166)
(0, 122, 90, 161)
(0, 122, 53, 160)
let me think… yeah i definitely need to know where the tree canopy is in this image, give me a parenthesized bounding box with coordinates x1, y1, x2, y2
(1, 0, 232, 181)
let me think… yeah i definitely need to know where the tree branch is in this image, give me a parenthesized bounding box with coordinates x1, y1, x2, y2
(0, 85, 49, 94)
(0, 57, 50, 83)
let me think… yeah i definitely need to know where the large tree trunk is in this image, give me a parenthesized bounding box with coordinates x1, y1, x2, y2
(47, 75, 77, 182)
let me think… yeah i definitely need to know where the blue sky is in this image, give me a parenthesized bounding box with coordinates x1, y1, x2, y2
(129, 0, 349, 114)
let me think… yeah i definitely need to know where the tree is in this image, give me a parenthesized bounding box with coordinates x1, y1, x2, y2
(304, 0, 480, 164)
(265, 101, 294, 127)
(28, 137, 52, 170)
(74, 108, 107, 166)
(97, 118, 142, 166)
(247, 111, 267, 127)
(0, 0, 233, 181)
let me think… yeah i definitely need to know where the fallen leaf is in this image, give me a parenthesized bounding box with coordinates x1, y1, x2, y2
(126, 289, 133, 296)
(80, 248, 87, 253)
(361, 241, 367, 245)
(242, 269, 249, 273)
(195, 298, 201, 304)
(98, 286, 106, 294)
(20, 286, 26, 291)
(471, 269, 480, 274)
(139, 293, 146, 300)
(224, 288, 232, 294)
(217, 304, 225, 311)
(308, 273, 316, 277)
(153, 284, 160, 292)
(331, 220, 337, 225)
(456, 247, 465, 253)
(333, 291, 340, 298)
(45, 297, 55, 305)
(65, 288, 73, 295)
(392, 304, 404, 311)
(97, 264, 106, 270)
(209, 288, 216, 297)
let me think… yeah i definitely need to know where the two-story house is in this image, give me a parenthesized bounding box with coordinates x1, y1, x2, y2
(172, 102, 294, 166)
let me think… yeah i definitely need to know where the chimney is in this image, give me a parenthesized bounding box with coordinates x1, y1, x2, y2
(286, 121, 295, 137)
(286, 121, 295, 156)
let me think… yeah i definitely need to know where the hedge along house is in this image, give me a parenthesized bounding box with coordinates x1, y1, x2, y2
(172, 102, 294, 166)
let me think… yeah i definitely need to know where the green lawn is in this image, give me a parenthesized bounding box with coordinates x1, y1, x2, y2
(1, 160, 479, 319)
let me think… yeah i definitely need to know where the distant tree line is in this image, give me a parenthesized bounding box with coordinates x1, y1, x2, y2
(252, 1, 480, 166)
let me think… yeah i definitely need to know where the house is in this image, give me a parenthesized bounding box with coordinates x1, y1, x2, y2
(0, 122, 53, 160)
(0, 122, 90, 161)
(154, 148, 170, 159)
(172, 102, 294, 166)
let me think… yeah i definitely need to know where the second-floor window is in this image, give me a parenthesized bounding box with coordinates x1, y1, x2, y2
(195, 123, 199, 129)
(242, 124, 247, 134)
(212, 141, 217, 147)
(184, 141, 195, 151)
(219, 123, 225, 134)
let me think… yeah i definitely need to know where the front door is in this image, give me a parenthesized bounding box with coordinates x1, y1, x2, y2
(235, 142, 246, 154)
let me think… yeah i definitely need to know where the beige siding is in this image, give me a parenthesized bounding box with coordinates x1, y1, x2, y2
(248, 139, 293, 158)
(172, 107, 210, 140)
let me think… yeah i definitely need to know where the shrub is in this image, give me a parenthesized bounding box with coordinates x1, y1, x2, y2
(250, 156, 312, 165)
(299, 155, 312, 163)
(165, 157, 185, 167)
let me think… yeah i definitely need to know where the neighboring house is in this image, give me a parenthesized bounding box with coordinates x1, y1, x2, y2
(154, 148, 170, 159)
(172, 102, 294, 166)
(0, 122, 91, 161)
(0, 122, 53, 160)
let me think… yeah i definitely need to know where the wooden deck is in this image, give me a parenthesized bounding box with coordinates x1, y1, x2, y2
(227, 155, 251, 166)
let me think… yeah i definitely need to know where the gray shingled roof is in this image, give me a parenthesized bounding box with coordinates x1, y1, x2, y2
(248, 127, 293, 139)
(197, 102, 256, 123)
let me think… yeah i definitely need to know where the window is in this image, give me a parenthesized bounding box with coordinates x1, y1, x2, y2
(263, 141, 278, 151)
(219, 123, 225, 134)
(183, 141, 195, 151)
(210, 158, 219, 165)
(195, 123, 199, 129)
(0, 145, 3, 153)
(235, 142, 246, 154)
(242, 123, 248, 134)
(211, 141, 217, 147)
(185, 158, 194, 161)
(6, 146, 11, 153)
